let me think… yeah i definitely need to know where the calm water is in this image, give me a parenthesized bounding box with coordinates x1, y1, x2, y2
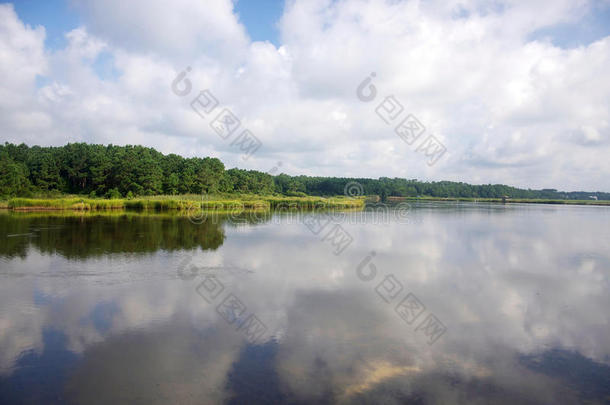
(1, 202, 610, 404)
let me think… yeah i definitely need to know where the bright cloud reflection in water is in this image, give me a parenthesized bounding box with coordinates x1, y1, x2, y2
(0, 202, 609, 404)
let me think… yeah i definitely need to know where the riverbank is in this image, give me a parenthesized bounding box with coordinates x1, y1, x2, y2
(389, 196, 610, 206)
(3, 194, 610, 212)
(3, 195, 365, 211)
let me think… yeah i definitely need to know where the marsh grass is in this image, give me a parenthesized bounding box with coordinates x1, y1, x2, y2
(9, 198, 125, 210)
(11, 194, 608, 211)
(7, 195, 366, 212)
(266, 196, 364, 209)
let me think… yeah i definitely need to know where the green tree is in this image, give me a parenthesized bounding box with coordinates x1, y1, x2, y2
(0, 152, 31, 196)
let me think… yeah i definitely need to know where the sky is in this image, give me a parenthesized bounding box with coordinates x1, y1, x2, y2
(1, 0, 610, 191)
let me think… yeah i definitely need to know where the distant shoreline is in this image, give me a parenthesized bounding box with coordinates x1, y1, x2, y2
(1, 194, 609, 212)
(385, 196, 610, 206)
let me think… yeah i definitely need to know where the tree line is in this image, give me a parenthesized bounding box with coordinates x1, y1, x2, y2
(1, 142, 608, 200)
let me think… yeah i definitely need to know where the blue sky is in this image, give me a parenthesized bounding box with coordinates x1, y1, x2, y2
(2, 0, 610, 191)
(12, 0, 610, 50)
(13, 0, 285, 83)
(234, 0, 284, 45)
(12, 0, 80, 49)
(13, 0, 286, 47)
(529, 1, 610, 48)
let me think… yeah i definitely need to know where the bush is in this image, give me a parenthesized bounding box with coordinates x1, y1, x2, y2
(106, 188, 122, 199)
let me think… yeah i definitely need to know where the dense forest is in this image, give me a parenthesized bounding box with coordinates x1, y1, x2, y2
(1, 142, 609, 200)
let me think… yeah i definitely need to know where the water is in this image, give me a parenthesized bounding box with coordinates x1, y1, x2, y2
(0, 202, 609, 404)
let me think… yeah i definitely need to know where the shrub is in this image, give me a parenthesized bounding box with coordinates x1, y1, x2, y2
(106, 188, 122, 199)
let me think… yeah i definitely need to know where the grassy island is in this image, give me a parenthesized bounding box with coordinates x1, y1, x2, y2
(5, 194, 365, 212)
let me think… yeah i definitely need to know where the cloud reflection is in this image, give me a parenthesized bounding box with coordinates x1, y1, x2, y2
(0, 204, 609, 403)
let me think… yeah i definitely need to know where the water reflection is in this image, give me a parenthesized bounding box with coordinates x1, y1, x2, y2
(0, 212, 226, 259)
(0, 203, 609, 404)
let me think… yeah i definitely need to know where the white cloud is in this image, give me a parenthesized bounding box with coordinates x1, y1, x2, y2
(70, 0, 249, 64)
(0, 4, 47, 123)
(1, 0, 609, 190)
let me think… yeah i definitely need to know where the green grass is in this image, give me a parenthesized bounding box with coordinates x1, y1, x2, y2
(6, 195, 365, 212)
(8, 198, 125, 210)
(266, 196, 364, 209)
(8, 194, 609, 211)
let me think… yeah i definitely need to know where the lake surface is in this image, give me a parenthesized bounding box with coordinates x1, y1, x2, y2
(1, 202, 610, 404)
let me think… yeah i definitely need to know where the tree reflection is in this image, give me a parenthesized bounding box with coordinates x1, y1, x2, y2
(0, 212, 235, 259)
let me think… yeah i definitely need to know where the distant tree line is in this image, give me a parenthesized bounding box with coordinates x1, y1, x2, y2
(1, 142, 609, 200)
(276, 176, 610, 200)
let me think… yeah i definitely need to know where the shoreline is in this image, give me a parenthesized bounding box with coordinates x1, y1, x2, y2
(2, 195, 365, 212)
(2, 195, 610, 212)
(386, 196, 610, 206)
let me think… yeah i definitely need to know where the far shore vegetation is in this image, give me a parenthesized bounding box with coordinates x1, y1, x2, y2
(1, 142, 609, 210)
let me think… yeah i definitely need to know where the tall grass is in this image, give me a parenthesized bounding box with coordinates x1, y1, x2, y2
(7, 194, 608, 211)
(8, 198, 125, 210)
(7, 195, 365, 211)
